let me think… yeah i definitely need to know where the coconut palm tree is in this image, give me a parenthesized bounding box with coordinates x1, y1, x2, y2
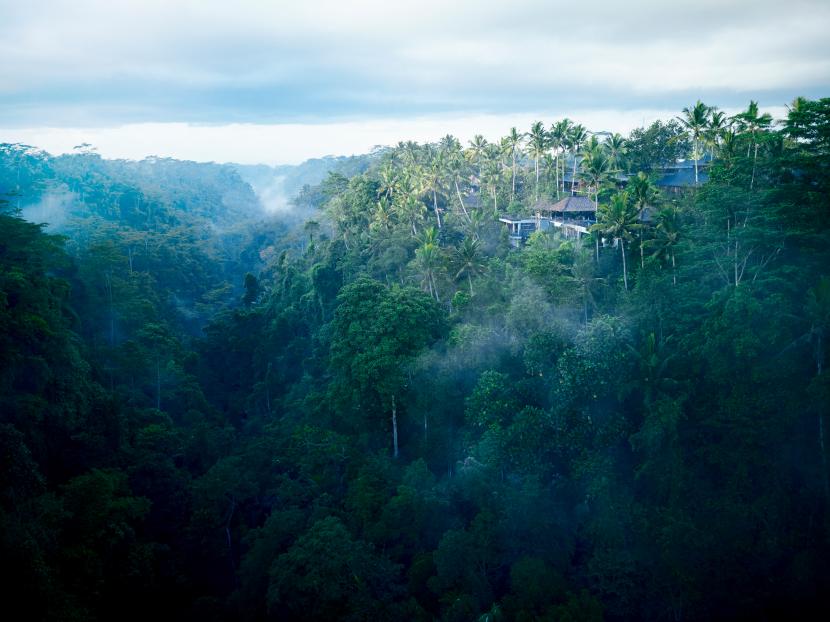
(550, 119, 572, 195)
(627, 172, 661, 268)
(591, 191, 641, 291)
(394, 172, 427, 236)
(567, 124, 589, 195)
(377, 162, 399, 202)
(526, 121, 549, 202)
(652, 207, 681, 285)
(677, 100, 712, 186)
(481, 145, 503, 214)
(503, 127, 523, 203)
(578, 147, 613, 211)
(453, 237, 487, 295)
(467, 134, 489, 181)
(568, 248, 602, 325)
(603, 133, 628, 171)
(732, 100, 773, 190)
(415, 236, 442, 301)
(705, 109, 730, 158)
(440, 134, 471, 220)
(419, 147, 445, 229)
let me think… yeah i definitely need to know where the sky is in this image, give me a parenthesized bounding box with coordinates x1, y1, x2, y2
(1, 0, 828, 165)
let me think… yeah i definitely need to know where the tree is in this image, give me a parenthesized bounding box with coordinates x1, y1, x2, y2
(328, 277, 444, 457)
(503, 127, 523, 203)
(677, 100, 712, 186)
(732, 100, 773, 190)
(526, 121, 549, 202)
(453, 237, 487, 296)
(647, 206, 681, 285)
(627, 172, 661, 268)
(550, 119, 572, 196)
(567, 124, 589, 195)
(604, 133, 628, 171)
(267, 516, 404, 621)
(591, 191, 641, 290)
(467, 134, 489, 181)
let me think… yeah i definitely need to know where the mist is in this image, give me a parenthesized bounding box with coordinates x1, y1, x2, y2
(21, 188, 75, 230)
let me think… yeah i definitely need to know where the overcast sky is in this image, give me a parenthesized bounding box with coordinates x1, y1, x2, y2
(1, 0, 828, 164)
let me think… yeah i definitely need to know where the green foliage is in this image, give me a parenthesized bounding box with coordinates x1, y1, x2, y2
(2, 98, 830, 620)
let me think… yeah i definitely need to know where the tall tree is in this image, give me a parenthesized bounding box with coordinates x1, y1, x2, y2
(567, 124, 589, 195)
(526, 121, 549, 202)
(732, 100, 773, 190)
(591, 191, 641, 290)
(453, 237, 487, 296)
(677, 100, 712, 186)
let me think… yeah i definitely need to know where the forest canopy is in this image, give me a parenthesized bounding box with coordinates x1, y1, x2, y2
(1, 98, 830, 621)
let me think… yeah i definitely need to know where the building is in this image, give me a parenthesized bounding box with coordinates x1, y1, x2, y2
(498, 215, 550, 247)
(655, 155, 712, 191)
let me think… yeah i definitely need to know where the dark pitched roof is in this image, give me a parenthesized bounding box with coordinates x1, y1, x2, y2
(655, 169, 708, 187)
(549, 195, 596, 213)
(532, 198, 557, 212)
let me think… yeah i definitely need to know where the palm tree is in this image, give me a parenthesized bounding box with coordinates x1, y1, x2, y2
(705, 109, 729, 158)
(677, 100, 712, 186)
(591, 191, 641, 291)
(732, 100, 773, 190)
(394, 171, 427, 236)
(603, 133, 628, 171)
(541, 153, 557, 197)
(377, 162, 399, 201)
(415, 238, 442, 301)
(453, 237, 487, 295)
(550, 119, 572, 195)
(481, 144, 502, 214)
(526, 121, 549, 202)
(419, 147, 445, 229)
(627, 172, 661, 268)
(467, 134, 489, 181)
(568, 248, 602, 325)
(578, 147, 613, 212)
(441, 135, 471, 220)
(504, 127, 523, 203)
(646, 207, 681, 285)
(567, 124, 589, 195)
(371, 197, 394, 233)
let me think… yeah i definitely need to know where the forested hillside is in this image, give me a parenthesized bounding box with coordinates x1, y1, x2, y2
(1, 98, 829, 621)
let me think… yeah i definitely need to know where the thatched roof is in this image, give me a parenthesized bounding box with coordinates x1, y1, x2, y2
(546, 196, 596, 213)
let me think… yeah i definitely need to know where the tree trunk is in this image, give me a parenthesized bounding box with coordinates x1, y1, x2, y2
(693, 138, 699, 186)
(535, 157, 540, 202)
(468, 272, 474, 296)
(672, 251, 677, 286)
(433, 189, 442, 228)
(392, 394, 399, 459)
(750, 142, 758, 191)
(511, 154, 517, 203)
(455, 180, 469, 219)
(620, 238, 629, 291)
(572, 153, 578, 196)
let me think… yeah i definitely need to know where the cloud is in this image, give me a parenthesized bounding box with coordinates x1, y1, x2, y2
(0, 0, 827, 129)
